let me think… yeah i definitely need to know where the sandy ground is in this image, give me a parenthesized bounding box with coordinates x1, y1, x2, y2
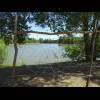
(0, 61, 100, 87)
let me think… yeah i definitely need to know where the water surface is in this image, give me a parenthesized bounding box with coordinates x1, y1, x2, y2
(7, 43, 71, 65)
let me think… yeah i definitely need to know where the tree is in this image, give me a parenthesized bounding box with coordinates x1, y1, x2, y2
(0, 12, 31, 45)
(1, 12, 100, 60)
(90, 12, 100, 60)
(29, 12, 94, 61)
(39, 38, 43, 43)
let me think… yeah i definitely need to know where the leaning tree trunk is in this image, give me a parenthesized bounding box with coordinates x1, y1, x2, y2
(91, 13, 99, 61)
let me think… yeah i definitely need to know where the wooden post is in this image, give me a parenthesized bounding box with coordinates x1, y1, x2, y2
(10, 14, 18, 87)
(86, 19, 98, 87)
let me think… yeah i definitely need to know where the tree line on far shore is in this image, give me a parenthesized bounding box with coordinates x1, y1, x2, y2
(1, 35, 84, 45)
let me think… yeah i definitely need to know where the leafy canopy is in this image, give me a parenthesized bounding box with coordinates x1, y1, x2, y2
(0, 12, 31, 44)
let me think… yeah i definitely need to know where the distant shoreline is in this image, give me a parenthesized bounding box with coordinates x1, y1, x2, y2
(8, 42, 40, 46)
(8, 42, 59, 46)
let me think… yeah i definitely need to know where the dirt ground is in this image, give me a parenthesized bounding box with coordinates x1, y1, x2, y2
(0, 61, 100, 87)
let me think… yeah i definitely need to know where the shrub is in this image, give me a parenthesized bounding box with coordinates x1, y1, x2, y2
(63, 44, 85, 61)
(0, 39, 8, 66)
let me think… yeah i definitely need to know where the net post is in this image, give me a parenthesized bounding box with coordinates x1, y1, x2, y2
(86, 19, 98, 87)
(10, 14, 18, 87)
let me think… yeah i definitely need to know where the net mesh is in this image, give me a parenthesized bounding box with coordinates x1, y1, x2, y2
(0, 33, 100, 87)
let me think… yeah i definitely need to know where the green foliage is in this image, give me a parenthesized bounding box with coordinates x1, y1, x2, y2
(30, 12, 93, 32)
(0, 39, 8, 66)
(23, 38, 38, 44)
(58, 35, 83, 44)
(39, 38, 44, 43)
(63, 44, 85, 61)
(43, 39, 57, 43)
(0, 12, 31, 45)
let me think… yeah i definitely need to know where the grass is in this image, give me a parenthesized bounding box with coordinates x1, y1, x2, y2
(0, 39, 8, 67)
(1, 58, 25, 68)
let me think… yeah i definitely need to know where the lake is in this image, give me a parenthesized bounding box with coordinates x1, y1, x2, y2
(7, 43, 71, 65)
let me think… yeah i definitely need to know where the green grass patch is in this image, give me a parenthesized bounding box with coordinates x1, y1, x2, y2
(1, 58, 25, 68)
(0, 39, 8, 67)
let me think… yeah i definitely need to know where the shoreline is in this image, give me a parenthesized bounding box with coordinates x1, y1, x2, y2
(8, 43, 60, 46)
(8, 42, 40, 46)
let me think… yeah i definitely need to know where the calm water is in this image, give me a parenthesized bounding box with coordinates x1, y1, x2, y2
(7, 44, 71, 65)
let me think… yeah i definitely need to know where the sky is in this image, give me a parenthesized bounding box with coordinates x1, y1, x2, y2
(27, 22, 61, 40)
(27, 22, 83, 40)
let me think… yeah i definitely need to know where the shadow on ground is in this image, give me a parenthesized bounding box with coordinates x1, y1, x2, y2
(0, 61, 100, 87)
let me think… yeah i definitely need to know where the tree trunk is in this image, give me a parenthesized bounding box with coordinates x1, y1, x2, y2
(91, 28, 100, 61)
(83, 34, 90, 61)
(91, 13, 99, 61)
(83, 15, 90, 61)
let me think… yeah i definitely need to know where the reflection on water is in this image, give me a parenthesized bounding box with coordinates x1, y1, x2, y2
(7, 44, 71, 65)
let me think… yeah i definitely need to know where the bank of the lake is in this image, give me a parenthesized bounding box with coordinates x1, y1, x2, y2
(8, 42, 40, 46)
